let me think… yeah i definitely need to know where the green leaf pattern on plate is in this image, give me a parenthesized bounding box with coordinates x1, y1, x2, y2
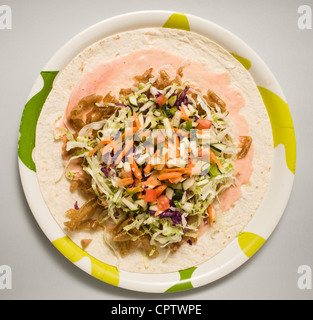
(18, 71, 59, 172)
(165, 267, 197, 292)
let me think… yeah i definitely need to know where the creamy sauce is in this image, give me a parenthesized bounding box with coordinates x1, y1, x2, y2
(64, 47, 253, 210)
(219, 145, 254, 211)
(65, 48, 187, 118)
(198, 220, 210, 238)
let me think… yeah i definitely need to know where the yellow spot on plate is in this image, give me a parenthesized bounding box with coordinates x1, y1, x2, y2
(238, 232, 265, 258)
(258, 86, 296, 175)
(230, 53, 252, 70)
(163, 12, 190, 31)
(53, 236, 119, 286)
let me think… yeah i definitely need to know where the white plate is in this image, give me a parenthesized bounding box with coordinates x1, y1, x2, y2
(18, 10, 296, 293)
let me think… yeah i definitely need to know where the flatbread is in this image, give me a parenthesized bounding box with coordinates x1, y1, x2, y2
(34, 28, 273, 273)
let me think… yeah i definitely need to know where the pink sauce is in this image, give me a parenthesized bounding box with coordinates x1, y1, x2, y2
(65, 48, 186, 119)
(65, 47, 253, 210)
(219, 145, 254, 211)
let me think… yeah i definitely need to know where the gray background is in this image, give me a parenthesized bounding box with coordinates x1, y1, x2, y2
(1, 0, 312, 300)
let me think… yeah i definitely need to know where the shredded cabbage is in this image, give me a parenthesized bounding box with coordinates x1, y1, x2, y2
(62, 75, 238, 250)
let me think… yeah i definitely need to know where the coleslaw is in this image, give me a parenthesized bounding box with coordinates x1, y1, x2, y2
(58, 69, 238, 257)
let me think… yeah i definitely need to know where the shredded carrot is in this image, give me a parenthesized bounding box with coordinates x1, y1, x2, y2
(163, 166, 201, 176)
(88, 137, 112, 156)
(186, 158, 195, 168)
(122, 126, 139, 140)
(106, 153, 112, 169)
(169, 176, 185, 184)
(128, 154, 142, 180)
(179, 106, 190, 121)
(144, 150, 160, 175)
(165, 138, 169, 163)
(209, 148, 224, 169)
(207, 205, 214, 225)
(154, 184, 167, 197)
(127, 186, 144, 193)
(113, 139, 121, 154)
(101, 127, 138, 161)
(154, 210, 163, 217)
(133, 111, 142, 128)
(120, 168, 133, 179)
(163, 167, 192, 172)
(101, 127, 138, 158)
(172, 127, 189, 137)
(141, 174, 162, 187)
(146, 176, 162, 187)
(100, 139, 117, 155)
(115, 139, 134, 165)
(143, 163, 152, 175)
(115, 177, 134, 186)
(198, 147, 224, 170)
(174, 134, 180, 158)
(158, 172, 182, 181)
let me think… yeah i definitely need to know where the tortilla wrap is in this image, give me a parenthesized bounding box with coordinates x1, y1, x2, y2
(34, 28, 273, 273)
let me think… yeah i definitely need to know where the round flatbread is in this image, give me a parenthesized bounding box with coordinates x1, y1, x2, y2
(34, 27, 273, 273)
